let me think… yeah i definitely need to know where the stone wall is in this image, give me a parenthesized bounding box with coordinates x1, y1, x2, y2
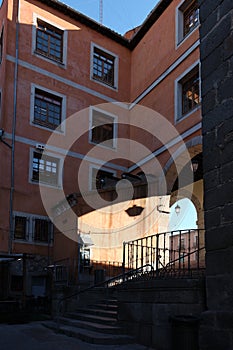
(199, 0, 233, 349)
(117, 278, 206, 350)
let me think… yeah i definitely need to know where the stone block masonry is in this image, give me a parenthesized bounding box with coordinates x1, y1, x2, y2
(200, 0, 233, 349)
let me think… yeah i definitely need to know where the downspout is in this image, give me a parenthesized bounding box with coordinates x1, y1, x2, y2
(8, 0, 19, 254)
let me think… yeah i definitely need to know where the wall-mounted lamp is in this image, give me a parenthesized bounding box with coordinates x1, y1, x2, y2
(191, 159, 199, 173)
(156, 204, 170, 214)
(0, 129, 12, 149)
(175, 204, 181, 215)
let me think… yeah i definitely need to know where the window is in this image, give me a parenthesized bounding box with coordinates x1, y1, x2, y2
(14, 216, 27, 240)
(13, 211, 53, 245)
(36, 19, 63, 63)
(175, 64, 200, 121)
(183, 1, 199, 37)
(0, 27, 3, 64)
(176, 0, 199, 45)
(34, 88, 62, 130)
(91, 44, 118, 89)
(91, 168, 114, 190)
(90, 108, 117, 149)
(179, 238, 185, 250)
(181, 66, 200, 115)
(32, 151, 59, 186)
(34, 218, 51, 242)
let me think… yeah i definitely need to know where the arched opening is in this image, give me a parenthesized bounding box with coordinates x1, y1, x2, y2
(169, 198, 197, 231)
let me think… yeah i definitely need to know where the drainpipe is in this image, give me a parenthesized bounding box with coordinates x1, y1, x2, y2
(8, 0, 19, 254)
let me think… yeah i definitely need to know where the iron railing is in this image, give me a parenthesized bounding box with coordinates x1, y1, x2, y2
(123, 229, 205, 277)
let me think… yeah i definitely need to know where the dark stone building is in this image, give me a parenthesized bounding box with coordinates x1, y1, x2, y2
(200, 0, 233, 348)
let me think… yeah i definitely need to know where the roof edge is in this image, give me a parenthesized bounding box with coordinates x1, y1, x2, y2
(33, 0, 173, 50)
(129, 0, 173, 49)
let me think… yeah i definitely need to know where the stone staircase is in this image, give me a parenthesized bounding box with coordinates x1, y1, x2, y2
(42, 297, 134, 345)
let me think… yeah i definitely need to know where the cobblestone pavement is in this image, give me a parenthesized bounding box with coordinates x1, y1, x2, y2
(0, 322, 154, 350)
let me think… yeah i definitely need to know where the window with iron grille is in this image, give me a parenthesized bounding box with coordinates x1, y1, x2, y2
(36, 19, 63, 63)
(32, 151, 59, 186)
(92, 46, 115, 87)
(181, 66, 200, 116)
(34, 88, 62, 130)
(34, 218, 51, 242)
(183, 0, 199, 37)
(0, 27, 3, 64)
(91, 109, 115, 148)
(14, 216, 27, 240)
(176, 0, 199, 45)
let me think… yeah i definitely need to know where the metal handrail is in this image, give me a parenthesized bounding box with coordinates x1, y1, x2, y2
(56, 263, 154, 331)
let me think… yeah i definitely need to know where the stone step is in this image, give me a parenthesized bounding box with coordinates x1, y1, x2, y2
(89, 302, 118, 311)
(66, 311, 117, 325)
(76, 307, 117, 318)
(42, 320, 134, 345)
(59, 316, 124, 334)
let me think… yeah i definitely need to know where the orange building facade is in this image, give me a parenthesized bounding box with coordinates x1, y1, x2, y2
(0, 0, 202, 297)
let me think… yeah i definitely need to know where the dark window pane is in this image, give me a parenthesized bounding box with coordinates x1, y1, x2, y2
(181, 66, 200, 116)
(34, 88, 62, 130)
(14, 216, 27, 240)
(93, 47, 115, 87)
(91, 110, 115, 148)
(183, 1, 199, 37)
(34, 218, 50, 242)
(36, 19, 63, 62)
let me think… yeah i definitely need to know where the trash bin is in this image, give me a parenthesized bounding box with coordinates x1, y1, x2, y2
(170, 315, 199, 350)
(94, 269, 105, 284)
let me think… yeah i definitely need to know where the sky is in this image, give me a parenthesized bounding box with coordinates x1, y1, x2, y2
(169, 198, 197, 231)
(61, 0, 160, 35)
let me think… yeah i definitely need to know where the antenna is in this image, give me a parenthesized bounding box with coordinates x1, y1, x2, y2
(99, 0, 103, 24)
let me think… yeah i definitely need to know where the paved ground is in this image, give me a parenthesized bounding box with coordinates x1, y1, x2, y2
(0, 321, 153, 350)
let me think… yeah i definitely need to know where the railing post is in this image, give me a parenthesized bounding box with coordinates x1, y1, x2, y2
(156, 234, 159, 277)
(122, 241, 126, 282)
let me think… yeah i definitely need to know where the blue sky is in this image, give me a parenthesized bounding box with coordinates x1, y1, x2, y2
(169, 198, 197, 231)
(61, 0, 160, 35)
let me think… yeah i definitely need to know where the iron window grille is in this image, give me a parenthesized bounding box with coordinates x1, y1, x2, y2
(32, 151, 59, 186)
(181, 66, 200, 116)
(14, 216, 27, 240)
(36, 19, 63, 63)
(93, 47, 115, 87)
(183, 0, 199, 37)
(91, 110, 115, 148)
(34, 88, 62, 130)
(34, 218, 51, 243)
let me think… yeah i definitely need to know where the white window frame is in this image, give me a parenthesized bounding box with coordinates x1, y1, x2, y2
(89, 106, 118, 150)
(89, 164, 116, 191)
(174, 61, 201, 123)
(13, 211, 53, 246)
(176, 0, 199, 48)
(32, 14, 68, 67)
(30, 83, 66, 133)
(29, 148, 64, 188)
(90, 42, 119, 90)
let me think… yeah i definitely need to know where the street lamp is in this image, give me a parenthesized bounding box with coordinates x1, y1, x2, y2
(175, 204, 181, 215)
